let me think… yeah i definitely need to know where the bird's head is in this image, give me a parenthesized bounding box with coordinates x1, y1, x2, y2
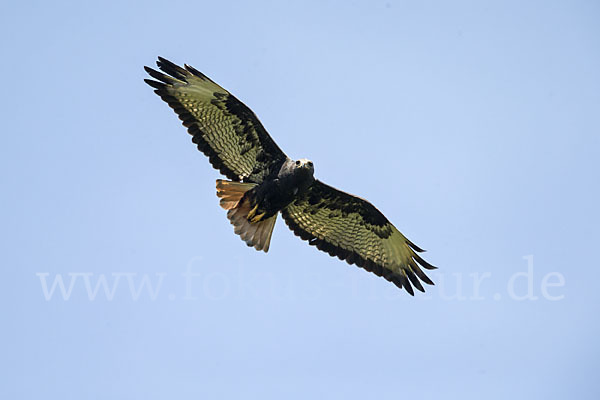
(279, 158, 315, 189)
(279, 158, 315, 188)
(294, 158, 314, 175)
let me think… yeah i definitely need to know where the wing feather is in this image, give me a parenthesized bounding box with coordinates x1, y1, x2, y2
(281, 181, 436, 295)
(144, 57, 287, 183)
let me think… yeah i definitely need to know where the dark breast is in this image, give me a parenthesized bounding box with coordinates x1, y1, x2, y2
(252, 168, 314, 219)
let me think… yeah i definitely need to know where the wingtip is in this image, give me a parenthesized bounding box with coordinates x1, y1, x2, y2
(143, 78, 164, 89)
(184, 63, 210, 81)
(407, 270, 425, 293)
(156, 56, 171, 67)
(413, 252, 437, 271)
(152, 56, 191, 82)
(406, 238, 426, 253)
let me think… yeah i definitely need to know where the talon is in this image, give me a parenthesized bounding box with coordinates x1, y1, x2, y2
(247, 204, 259, 219)
(250, 212, 266, 223)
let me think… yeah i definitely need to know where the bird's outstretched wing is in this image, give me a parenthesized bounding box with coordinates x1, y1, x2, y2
(144, 57, 287, 183)
(281, 181, 436, 295)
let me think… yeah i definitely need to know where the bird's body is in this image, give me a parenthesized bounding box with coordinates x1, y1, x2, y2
(248, 158, 316, 221)
(144, 57, 437, 295)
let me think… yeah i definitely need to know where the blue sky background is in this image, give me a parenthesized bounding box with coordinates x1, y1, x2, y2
(1, 0, 599, 399)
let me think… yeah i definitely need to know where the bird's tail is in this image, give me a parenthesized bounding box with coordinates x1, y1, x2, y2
(216, 179, 277, 252)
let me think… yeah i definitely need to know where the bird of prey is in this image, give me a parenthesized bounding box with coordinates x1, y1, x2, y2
(144, 57, 436, 295)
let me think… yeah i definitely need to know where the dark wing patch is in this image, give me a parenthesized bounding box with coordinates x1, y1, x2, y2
(281, 181, 436, 295)
(144, 57, 287, 183)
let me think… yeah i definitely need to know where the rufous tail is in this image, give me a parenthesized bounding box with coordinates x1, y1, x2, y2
(216, 179, 277, 252)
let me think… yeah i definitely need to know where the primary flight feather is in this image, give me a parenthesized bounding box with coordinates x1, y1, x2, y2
(144, 57, 436, 295)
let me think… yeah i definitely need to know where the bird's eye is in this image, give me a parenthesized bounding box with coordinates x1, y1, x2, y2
(307, 161, 313, 167)
(296, 160, 301, 166)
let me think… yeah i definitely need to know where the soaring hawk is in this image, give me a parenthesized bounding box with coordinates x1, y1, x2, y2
(144, 57, 436, 295)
